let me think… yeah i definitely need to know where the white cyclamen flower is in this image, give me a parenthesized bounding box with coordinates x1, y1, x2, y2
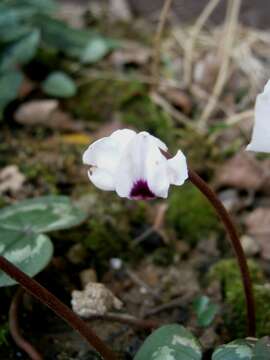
(247, 80, 270, 152)
(83, 129, 188, 199)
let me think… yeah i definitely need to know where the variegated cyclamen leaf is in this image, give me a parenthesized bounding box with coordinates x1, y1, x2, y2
(0, 233, 53, 286)
(212, 339, 253, 360)
(0, 195, 86, 233)
(0, 195, 87, 287)
(252, 337, 270, 359)
(134, 324, 202, 360)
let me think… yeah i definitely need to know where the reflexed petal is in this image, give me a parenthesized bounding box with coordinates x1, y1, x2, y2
(247, 80, 270, 152)
(168, 150, 188, 185)
(88, 168, 115, 191)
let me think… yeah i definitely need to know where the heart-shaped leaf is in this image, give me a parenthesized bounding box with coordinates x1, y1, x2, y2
(134, 324, 202, 360)
(0, 195, 86, 286)
(42, 71, 77, 98)
(212, 339, 253, 360)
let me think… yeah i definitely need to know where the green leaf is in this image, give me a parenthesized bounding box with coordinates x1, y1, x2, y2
(37, 15, 118, 60)
(0, 70, 23, 120)
(0, 195, 87, 286)
(193, 296, 219, 327)
(134, 324, 202, 360)
(212, 340, 253, 360)
(42, 71, 77, 98)
(0, 234, 53, 287)
(80, 37, 110, 64)
(252, 337, 270, 360)
(13, 0, 57, 13)
(0, 29, 40, 70)
(0, 195, 86, 233)
(37, 15, 93, 58)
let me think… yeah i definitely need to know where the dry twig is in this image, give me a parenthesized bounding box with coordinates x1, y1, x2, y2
(183, 0, 221, 87)
(198, 0, 242, 130)
(151, 0, 173, 87)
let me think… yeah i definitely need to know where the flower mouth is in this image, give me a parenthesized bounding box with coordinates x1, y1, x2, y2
(130, 180, 155, 200)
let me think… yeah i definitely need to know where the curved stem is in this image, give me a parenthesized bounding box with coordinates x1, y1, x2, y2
(188, 168, 256, 336)
(9, 288, 43, 360)
(0, 256, 118, 360)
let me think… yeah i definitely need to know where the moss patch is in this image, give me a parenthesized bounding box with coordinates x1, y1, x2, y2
(122, 95, 175, 146)
(167, 183, 220, 245)
(209, 258, 269, 338)
(66, 79, 145, 122)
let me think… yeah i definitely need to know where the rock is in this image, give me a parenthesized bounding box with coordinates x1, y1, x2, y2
(67, 243, 87, 264)
(15, 99, 82, 131)
(0, 165, 25, 194)
(110, 258, 123, 270)
(80, 269, 97, 288)
(245, 208, 270, 260)
(240, 235, 260, 256)
(71, 282, 123, 318)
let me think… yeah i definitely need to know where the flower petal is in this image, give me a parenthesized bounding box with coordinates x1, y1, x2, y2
(167, 150, 188, 185)
(83, 129, 136, 174)
(110, 128, 137, 150)
(115, 132, 170, 198)
(88, 168, 115, 191)
(247, 80, 270, 153)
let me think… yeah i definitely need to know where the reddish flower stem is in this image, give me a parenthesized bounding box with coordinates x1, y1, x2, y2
(0, 256, 118, 360)
(188, 168, 256, 336)
(9, 288, 43, 360)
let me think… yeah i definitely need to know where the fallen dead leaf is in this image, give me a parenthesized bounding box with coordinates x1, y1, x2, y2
(109, 0, 132, 21)
(245, 208, 270, 260)
(61, 133, 91, 145)
(215, 152, 268, 191)
(0, 165, 25, 194)
(161, 88, 192, 115)
(110, 43, 150, 68)
(15, 100, 83, 132)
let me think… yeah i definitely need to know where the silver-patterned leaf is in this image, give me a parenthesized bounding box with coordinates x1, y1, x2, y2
(0, 233, 53, 286)
(134, 324, 202, 360)
(0, 196, 86, 286)
(212, 340, 253, 360)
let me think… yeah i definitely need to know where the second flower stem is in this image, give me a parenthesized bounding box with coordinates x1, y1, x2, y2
(0, 255, 118, 360)
(188, 168, 256, 336)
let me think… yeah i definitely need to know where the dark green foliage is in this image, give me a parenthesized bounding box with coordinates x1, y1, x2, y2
(0, 323, 9, 347)
(209, 259, 270, 337)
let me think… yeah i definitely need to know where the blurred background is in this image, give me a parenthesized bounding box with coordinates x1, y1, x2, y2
(1, 0, 270, 359)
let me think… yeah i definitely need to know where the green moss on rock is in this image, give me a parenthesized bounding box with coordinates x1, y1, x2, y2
(167, 183, 220, 245)
(209, 258, 270, 338)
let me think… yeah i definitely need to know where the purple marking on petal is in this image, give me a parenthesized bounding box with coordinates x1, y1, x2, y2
(130, 180, 155, 200)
